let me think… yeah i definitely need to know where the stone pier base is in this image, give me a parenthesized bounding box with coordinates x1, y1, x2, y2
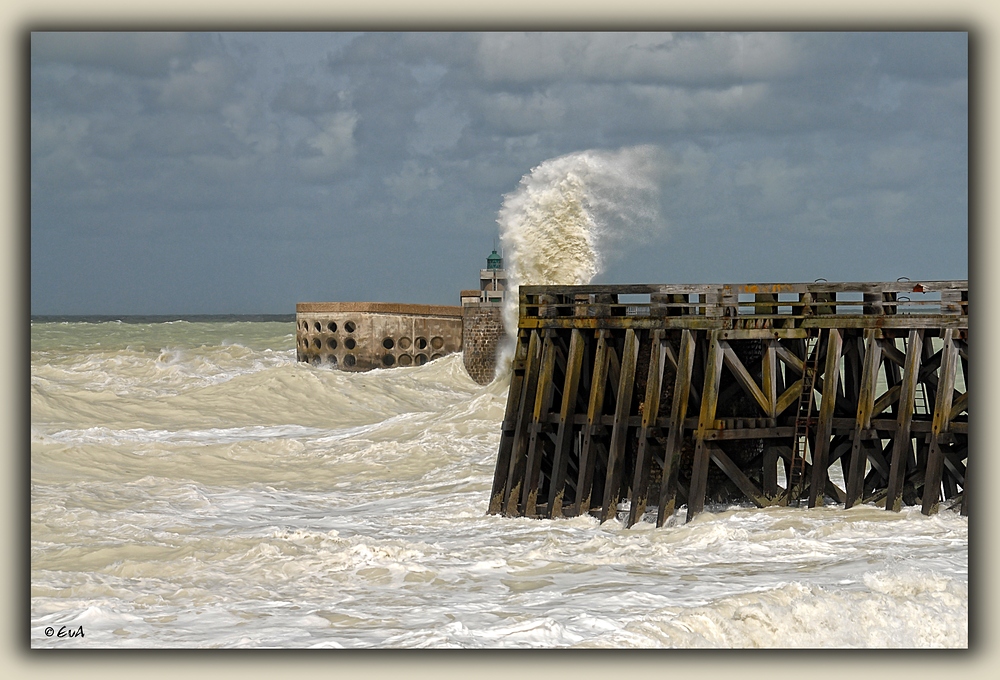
(462, 303, 505, 385)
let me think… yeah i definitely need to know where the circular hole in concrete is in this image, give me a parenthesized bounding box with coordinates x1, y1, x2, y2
(314, 321, 322, 333)
(345, 338, 356, 350)
(415, 337, 428, 350)
(431, 353, 443, 361)
(328, 355, 338, 366)
(313, 338, 322, 349)
(328, 321, 338, 333)
(345, 321, 356, 333)
(398, 354, 413, 366)
(311, 355, 321, 366)
(383, 354, 395, 367)
(416, 354, 428, 365)
(344, 354, 356, 367)
(382, 337, 395, 350)
(398, 337, 412, 350)
(328, 338, 338, 350)
(431, 336, 444, 350)
(301, 321, 308, 330)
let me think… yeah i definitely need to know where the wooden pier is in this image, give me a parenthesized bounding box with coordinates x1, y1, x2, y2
(488, 281, 968, 524)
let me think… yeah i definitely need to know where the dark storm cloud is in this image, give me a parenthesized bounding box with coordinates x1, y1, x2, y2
(31, 32, 194, 78)
(31, 31, 967, 314)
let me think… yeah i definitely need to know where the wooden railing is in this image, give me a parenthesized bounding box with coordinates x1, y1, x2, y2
(519, 280, 967, 327)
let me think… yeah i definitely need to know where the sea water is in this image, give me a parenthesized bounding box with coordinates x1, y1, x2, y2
(31, 148, 967, 647)
(30, 319, 968, 648)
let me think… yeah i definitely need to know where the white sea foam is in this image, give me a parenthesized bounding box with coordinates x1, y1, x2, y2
(493, 147, 663, 375)
(30, 319, 965, 648)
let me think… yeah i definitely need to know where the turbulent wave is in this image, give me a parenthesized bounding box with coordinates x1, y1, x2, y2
(494, 147, 663, 375)
(30, 320, 967, 648)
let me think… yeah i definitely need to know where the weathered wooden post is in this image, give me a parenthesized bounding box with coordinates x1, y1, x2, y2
(488, 280, 968, 523)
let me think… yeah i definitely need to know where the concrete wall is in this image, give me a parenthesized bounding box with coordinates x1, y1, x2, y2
(296, 302, 463, 371)
(462, 302, 505, 385)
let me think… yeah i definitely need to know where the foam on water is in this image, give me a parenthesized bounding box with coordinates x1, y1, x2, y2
(31, 322, 968, 648)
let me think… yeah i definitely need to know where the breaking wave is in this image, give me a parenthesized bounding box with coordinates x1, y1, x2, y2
(494, 146, 663, 376)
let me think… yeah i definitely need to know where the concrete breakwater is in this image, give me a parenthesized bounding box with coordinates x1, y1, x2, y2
(296, 300, 506, 384)
(296, 302, 464, 371)
(296, 251, 509, 384)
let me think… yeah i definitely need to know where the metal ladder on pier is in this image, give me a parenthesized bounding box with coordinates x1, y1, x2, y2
(787, 334, 822, 506)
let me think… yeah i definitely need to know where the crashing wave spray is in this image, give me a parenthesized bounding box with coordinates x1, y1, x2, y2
(494, 146, 663, 378)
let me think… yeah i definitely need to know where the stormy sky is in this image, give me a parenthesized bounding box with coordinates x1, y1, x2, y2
(30, 31, 968, 315)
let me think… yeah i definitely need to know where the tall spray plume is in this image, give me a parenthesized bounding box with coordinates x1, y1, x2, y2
(494, 146, 664, 378)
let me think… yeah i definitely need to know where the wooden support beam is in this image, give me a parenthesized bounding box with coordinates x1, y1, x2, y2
(775, 379, 804, 416)
(547, 329, 586, 518)
(494, 281, 967, 521)
(922, 328, 959, 515)
(606, 341, 622, 402)
(601, 328, 640, 523)
(504, 330, 543, 516)
(489, 332, 530, 514)
(846, 329, 882, 508)
(573, 330, 610, 517)
(688, 330, 725, 521)
(708, 444, 771, 508)
(886, 330, 923, 512)
(663, 342, 678, 371)
(628, 330, 666, 527)
(871, 383, 902, 418)
(657, 329, 697, 527)
(878, 338, 907, 368)
(948, 392, 968, 422)
(943, 448, 966, 486)
(774, 343, 805, 374)
(809, 328, 843, 508)
(763, 446, 779, 498)
(522, 332, 559, 516)
(961, 452, 968, 516)
(762, 341, 778, 418)
(721, 341, 771, 416)
(826, 479, 847, 504)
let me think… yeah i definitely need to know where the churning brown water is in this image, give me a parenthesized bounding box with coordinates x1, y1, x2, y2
(31, 319, 967, 648)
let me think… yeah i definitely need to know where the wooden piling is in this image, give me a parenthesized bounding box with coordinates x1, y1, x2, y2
(489, 281, 968, 524)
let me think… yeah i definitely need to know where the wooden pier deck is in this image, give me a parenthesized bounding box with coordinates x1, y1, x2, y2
(488, 281, 968, 524)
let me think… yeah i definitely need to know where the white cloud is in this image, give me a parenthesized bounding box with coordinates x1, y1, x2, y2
(411, 98, 467, 155)
(475, 33, 801, 85)
(734, 157, 807, 217)
(158, 58, 237, 112)
(478, 91, 567, 134)
(625, 82, 770, 130)
(298, 111, 358, 180)
(383, 161, 443, 205)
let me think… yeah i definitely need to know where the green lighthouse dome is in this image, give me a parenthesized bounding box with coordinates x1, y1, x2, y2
(486, 249, 503, 271)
